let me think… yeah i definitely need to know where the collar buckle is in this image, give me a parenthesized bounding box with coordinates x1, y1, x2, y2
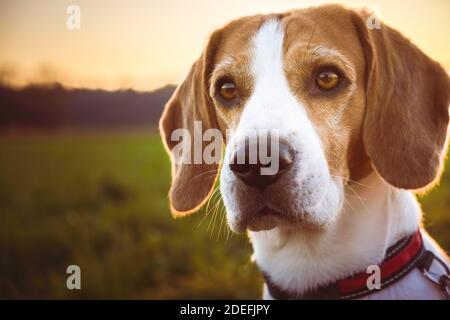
(419, 250, 450, 298)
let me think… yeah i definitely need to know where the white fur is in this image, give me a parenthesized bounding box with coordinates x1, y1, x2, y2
(256, 172, 449, 299)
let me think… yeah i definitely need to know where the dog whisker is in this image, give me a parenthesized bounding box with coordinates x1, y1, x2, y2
(216, 205, 226, 241)
(346, 184, 370, 214)
(209, 197, 222, 238)
(329, 173, 376, 189)
(207, 192, 222, 234)
(198, 185, 222, 228)
(211, 199, 220, 237)
(189, 169, 219, 183)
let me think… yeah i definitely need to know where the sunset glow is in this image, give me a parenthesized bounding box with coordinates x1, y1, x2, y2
(1, 0, 449, 91)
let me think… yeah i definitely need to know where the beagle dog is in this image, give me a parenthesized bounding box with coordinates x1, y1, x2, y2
(160, 4, 450, 299)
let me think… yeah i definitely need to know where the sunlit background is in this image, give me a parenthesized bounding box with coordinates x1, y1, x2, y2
(0, 0, 449, 299)
(1, 0, 449, 90)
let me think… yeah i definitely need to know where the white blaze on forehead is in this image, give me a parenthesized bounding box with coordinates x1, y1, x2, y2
(236, 19, 321, 148)
(251, 20, 285, 83)
(240, 19, 311, 136)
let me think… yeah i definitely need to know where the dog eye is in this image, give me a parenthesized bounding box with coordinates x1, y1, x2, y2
(219, 81, 237, 100)
(316, 70, 339, 90)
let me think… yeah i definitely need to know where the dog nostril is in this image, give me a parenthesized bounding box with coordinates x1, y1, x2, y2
(229, 140, 294, 189)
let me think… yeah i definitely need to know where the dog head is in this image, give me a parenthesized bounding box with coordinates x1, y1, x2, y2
(160, 4, 450, 233)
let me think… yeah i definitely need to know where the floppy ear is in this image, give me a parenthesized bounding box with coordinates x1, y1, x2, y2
(351, 9, 450, 190)
(159, 31, 222, 216)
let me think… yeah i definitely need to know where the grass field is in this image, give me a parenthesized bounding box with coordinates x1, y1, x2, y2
(0, 131, 449, 299)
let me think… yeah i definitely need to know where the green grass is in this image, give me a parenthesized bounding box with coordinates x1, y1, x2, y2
(0, 132, 260, 299)
(0, 132, 448, 299)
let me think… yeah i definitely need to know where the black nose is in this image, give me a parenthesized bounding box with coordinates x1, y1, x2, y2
(229, 138, 293, 189)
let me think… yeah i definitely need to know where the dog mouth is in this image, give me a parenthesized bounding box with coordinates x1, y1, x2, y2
(233, 204, 325, 233)
(248, 208, 279, 231)
(239, 206, 282, 232)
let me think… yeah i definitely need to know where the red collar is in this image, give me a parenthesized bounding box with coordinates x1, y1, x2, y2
(263, 230, 426, 299)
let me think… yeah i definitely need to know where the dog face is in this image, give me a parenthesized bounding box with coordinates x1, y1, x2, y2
(160, 5, 450, 232)
(216, 17, 361, 232)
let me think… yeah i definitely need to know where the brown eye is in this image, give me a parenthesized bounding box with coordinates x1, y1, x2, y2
(219, 81, 237, 100)
(316, 71, 339, 90)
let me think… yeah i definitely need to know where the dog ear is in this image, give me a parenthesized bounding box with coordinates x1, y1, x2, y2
(159, 30, 222, 216)
(351, 9, 450, 190)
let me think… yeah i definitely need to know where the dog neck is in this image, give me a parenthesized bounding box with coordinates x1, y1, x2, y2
(249, 172, 422, 296)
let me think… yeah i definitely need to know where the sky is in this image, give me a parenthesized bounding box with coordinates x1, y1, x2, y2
(0, 0, 449, 91)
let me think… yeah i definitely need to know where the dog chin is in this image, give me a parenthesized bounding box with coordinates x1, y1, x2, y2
(229, 208, 278, 233)
(245, 209, 279, 232)
(229, 207, 331, 233)
(229, 205, 339, 233)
